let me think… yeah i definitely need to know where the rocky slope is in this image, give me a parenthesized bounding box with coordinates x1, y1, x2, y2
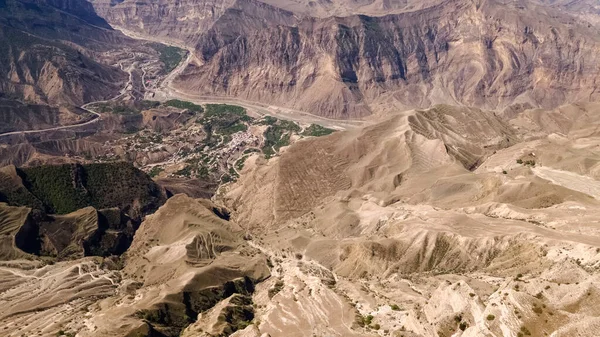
(215, 102, 600, 336)
(536, 0, 600, 27)
(90, 0, 600, 118)
(180, 0, 600, 118)
(0, 162, 167, 259)
(90, 0, 237, 46)
(0, 195, 270, 337)
(4, 103, 600, 336)
(0, 99, 93, 134)
(0, 0, 130, 106)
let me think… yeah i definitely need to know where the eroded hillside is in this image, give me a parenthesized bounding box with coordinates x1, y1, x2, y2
(90, 0, 600, 118)
(3, 103, 600, 336)
(217, 103, 600, 336)
(4, 0, 600, 336)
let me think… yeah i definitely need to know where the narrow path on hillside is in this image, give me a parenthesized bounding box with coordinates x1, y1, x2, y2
(0, 27, 366, 139)
(0, 59, 137, 138)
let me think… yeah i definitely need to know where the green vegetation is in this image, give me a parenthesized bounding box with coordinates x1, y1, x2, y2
(259, 115, 278, 125)
(149, 43, 186, 73)
(261, 118, 301, 158)
(163, 99, 203, 112)
(221, 174, 234, 184)
(217, 296, 255, 335)
(486, 314, 495, 321)
(235, 156, 249, 171)
(148, 166, 164, 178)
(390, 304, 401, 311)
(138, 100, 160, 110)
(89, 100, 159, 115)
(205, 104, 247, 118)
(11, 163, 163, 214)
(243, 148, 261, 155)
(357, 314, 374, 327)
(459, 322, 468, 331)
(268, 280, 285, 299)
(516, 159, 536, 166)
(197, 166, 209, 179)
(518, 326, 532, 336)
(220, 167, 239, 184)
(0, 180, 45, 211)
(175, 165, 193, 178)
(19, 165, 89, 213)
(301, 124, 335, 137)
(198, 104, 251, 137)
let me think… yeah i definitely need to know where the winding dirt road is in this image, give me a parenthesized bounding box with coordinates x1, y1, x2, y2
(0, 27, 365, 139)
(0, 59, 135, 138)
(116, 26, 367, 131)
(0, 109, 101, 138)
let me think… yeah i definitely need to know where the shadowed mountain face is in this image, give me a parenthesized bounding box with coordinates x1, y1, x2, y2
(0, 0, 128, 106)
(0, 162, 167, 259)
(91, 0, 600, 118)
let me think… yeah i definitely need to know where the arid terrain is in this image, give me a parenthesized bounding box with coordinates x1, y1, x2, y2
(3, 0, 600, 336)
(90, 0, 600, 118)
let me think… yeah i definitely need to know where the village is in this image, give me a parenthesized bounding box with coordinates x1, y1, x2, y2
(92, 100, 333, 184)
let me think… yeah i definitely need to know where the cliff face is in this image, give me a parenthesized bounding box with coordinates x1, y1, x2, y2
(174, 0, 600, 118)
(90, 0, 237, 45)
(0, 0, 127, 106)
(92, 0, 600, 118)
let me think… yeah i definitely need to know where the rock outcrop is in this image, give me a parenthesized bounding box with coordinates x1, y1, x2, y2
(0, 163, 168, 259)
(91, 0, 600, 118)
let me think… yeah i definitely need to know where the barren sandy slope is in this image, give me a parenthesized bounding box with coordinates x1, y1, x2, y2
(5, 104, 600, 336)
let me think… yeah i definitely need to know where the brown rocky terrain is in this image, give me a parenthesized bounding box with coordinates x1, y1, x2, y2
(90, 0, 600, 118)
(3, 102, 600, 336)
(0, 162, 167, 259)
(4, 0, 600, 336)
(0, 195, 270, 337)
(0, 99, 94, 134)
(216, 102, 600, 336)
(0, 0, 128, 106)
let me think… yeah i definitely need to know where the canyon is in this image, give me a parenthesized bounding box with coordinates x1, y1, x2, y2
(2, 0, 600, 336)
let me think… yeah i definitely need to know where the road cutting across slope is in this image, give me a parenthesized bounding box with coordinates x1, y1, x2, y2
(533, 166, 600, 199)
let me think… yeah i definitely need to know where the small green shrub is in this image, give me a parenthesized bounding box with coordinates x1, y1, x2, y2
(163, 99, 203, 112)
(268, 280, 285, 299)
(301, 124, 335, 137)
